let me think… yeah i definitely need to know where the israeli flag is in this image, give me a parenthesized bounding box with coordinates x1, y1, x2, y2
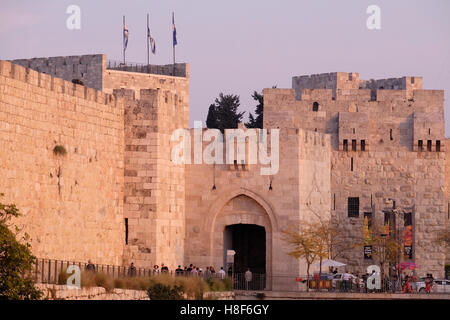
(123, 24, 129, 50)
(172, 13, 177, 46)
(148, 27, 156, 54)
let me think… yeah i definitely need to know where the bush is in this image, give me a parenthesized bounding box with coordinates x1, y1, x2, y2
(147, 283, 184, 300)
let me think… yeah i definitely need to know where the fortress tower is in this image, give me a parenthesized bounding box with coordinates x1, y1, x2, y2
(265, 72, 449, 277)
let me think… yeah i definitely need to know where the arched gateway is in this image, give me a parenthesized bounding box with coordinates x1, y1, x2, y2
(204, 189, 277, 290)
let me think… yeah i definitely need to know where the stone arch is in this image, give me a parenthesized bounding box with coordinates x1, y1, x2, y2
(203, 188, 277, 288)
(203, 188, 278, 234)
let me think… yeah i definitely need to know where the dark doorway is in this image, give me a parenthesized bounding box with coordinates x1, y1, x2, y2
(224, 224, 266, 274)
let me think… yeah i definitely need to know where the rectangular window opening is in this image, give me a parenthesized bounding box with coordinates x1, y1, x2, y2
(390, 129, 393, 141)
(352, 139, 357, 151)
(436, 140, 441, 152)
(348, 197, 359, 218)
(427, 140, 432, 151)
(343, 139, 348, 151)
(351, 157, 354, 171)
(361, 140, 366, 151)
(418, 140, 423, 151)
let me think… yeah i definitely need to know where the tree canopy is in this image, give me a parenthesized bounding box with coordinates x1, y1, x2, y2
(245, 91, 263, 129)
(206, 93, 245, 132)
(0, 194, 42, 300)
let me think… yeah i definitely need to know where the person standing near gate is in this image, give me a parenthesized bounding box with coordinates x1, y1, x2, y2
(245, 268, 253, 291)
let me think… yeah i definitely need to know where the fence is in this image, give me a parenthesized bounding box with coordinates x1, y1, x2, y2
(106, 60, 186, 77)
(31, 260, 441, 294)
(33, 258, 155, 285)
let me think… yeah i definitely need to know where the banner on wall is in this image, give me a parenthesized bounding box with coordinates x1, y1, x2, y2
(404, 212, 413, 259)
(363, 212, 373, 259)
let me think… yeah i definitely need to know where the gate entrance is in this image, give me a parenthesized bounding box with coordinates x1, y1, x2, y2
(224, 224, 266, 274)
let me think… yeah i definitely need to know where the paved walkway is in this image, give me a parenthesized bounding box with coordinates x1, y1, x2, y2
(235, 290, 450, 300)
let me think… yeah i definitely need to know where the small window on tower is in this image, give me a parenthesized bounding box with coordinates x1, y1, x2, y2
(436, 140, 441, 152)
(312, 102, 319, 112)
(418, 140, 423, 151)
(343, 139, 348, 151)
(352, 140, 357, 151)
(348, 197, 359, 218)
(361, 140, 366, 151)
(427, 140, 432, 151)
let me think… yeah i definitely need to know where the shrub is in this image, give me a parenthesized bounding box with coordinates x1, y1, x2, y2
(57, 268, 69, 285)
(147, 283, 184, 300)
(53, 145, 67, 156)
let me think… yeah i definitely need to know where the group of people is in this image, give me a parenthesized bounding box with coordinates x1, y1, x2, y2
(328, 267, 435, 294)
(84, 260, 232, 280)
(151, 263, 229, 279)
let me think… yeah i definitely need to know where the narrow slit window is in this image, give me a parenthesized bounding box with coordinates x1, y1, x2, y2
(352, 139, 357, 151)
(343, 139, 348, 151)
(390, 129, 393, 141)
(436, 140, 441, 152)
(427, 140, 432, 151)
(361, 140, 366, 151)
(351, 157, 354, 171)
(125, 218, 129, 245)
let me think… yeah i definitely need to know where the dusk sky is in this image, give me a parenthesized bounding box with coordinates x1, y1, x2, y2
(1, 0, 449, 133)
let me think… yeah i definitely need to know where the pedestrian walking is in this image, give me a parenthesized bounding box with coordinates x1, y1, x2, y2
(128, 262, 137, 277)
(245, 268, 253, 291)
(402, 275, 413, 294)
(218, 267, 226, 280)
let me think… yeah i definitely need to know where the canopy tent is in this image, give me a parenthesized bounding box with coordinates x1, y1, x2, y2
(314, 259, 347, 268)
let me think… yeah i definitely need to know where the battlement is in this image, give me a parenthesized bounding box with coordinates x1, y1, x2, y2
(10, 54, 189, 94)
(292, 72, 424, 101)
(107, 60, 189, 78)
(359, 76, 422, 91)
(11, 54, 105, 90)
(292, 72, 359, 99)
(0, 60, 122, 108)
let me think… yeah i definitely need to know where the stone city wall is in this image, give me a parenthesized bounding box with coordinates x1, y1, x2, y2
(0, 60, 124, 265)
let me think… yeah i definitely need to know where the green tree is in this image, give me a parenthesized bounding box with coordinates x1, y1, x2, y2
(245, 91, 264, 129)
(206, 104, 218, 129)
(282, 221, 328, 292)
(205, 93, 245, 132)
(0, 194, 42, 300)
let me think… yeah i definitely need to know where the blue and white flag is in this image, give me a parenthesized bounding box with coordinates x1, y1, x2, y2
(148, 27, 156, 54)
(123, 23, 129, 50)
(172, 12, 177, 47)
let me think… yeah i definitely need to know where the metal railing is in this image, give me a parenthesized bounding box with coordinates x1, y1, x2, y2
(33, 258, 230, 285)
(33, 258, 156, 284)
(106, 60, 185, 77)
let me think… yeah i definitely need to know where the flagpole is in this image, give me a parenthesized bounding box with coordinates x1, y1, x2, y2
(172, 12, 176, 75)
(147, 13, 150, 68)
(123, 15, 126, 65)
